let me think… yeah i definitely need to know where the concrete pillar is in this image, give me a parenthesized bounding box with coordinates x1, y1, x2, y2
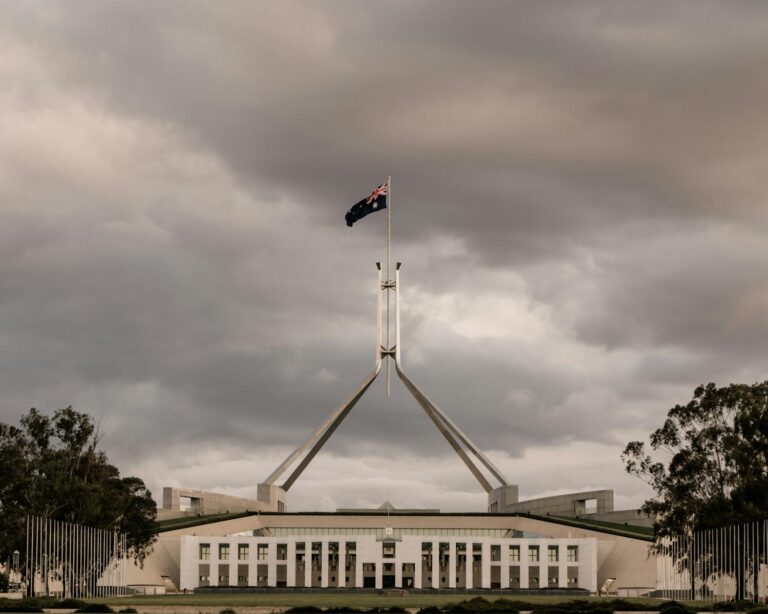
(338, 540, 345, 588)
(285, 542, 295, 588)
(520, 549, 529, 588)
(375, 560, 383, 590)
(267, 543, 275, 587)
(448, 542, 456, 588)
(415, 554, 422, 589)
(466, 549, 473, 589)
(431, 542, 439, 588)
(559, 541, 567, 588)
(395, 560, 402, 588)
(305, 545, 312, 588)
(248, 541, 258, 587)
(501, 544, 510, 589)
(321, 541, 329, 588)
(481, 542, 491, 589)
(355, 556, 363, 588)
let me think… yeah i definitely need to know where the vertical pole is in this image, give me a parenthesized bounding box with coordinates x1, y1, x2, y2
(395, 263, 401, 365)
(386, 175, 392, 398)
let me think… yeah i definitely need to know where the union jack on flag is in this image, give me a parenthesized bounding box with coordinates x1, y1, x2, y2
(345, 182, 388, 227)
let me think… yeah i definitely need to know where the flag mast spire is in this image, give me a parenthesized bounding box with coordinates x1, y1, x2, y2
(386, 175, 392, 398)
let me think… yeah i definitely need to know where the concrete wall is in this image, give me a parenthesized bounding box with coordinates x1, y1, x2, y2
(503, 490, 614, 517)
(127, 512, 654, 594)
(488, 485, 519, 513)
(510, 515, 655, 592)
(179, 534, 597, 592)
(160, 487, 279, 520)
(582, 509, 654, 529)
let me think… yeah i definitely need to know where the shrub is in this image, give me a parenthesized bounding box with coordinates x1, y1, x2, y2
(659, 603, 692, 612)
(490, 599, 520, 614)
(118, 609, 138, 613)
(51, 598, 88, 609)
(0, 606, 44, 613)
(220, 609, 236, 614)
(0, 597, 46, 612)
(285, 608, 323, 614)
(747, 607, 768, 614)
(75, 604, 114, 613)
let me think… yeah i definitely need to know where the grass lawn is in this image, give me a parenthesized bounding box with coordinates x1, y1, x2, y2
(103, 593, 667, 609)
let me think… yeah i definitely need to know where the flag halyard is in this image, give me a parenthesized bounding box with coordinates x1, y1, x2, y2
(345, 182, 388, 227)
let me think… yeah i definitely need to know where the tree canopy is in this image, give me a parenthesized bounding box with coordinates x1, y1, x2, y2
(0, 407, 157, 564)
(623, 381, 768, 599)
(623, 381, 768, 538)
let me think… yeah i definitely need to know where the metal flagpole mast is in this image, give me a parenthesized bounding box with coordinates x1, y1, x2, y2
(386, 175, 392, 398)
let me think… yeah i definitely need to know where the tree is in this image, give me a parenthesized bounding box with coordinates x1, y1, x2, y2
(0, 407, 158, 593)
(623, 381, 768, 599)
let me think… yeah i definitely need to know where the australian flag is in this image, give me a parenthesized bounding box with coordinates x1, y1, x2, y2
(345, 182, 388, 227)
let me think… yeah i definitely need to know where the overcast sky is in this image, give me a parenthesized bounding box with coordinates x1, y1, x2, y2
(2, 1, 768, 513)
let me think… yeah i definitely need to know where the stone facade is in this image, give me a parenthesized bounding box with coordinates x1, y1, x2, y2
(179, 533, 597, 591)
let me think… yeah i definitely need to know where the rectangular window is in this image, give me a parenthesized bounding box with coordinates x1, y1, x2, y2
(257, 544, 268, 560)
(528, 546, 539, 563)
(491, 545, 501, 562)
(219, 544, 230, 560)
(567, 545, 578, 562)
(277, 543, 288, 561)
(509, 545, 520, 562)
(548, 545, 558, 562)
(199, 544, 210, 560)
(238, 544, 249, 560)
(382, 542, 396, 558)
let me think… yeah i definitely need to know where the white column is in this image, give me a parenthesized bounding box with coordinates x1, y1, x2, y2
(559, 542, 567, 588)
(287, 542, 296, 588)
(375, 558, 383, 589)
(395, 560, 403, 588)
(466, 548, 473, 589)
(356, 550, 363, 588)
(338, 541, 345, 588)
(448, 542, 456, 588)
(321, 541, 329, 588)
(520, 546, 529, 588)
(305, 544, 312, 588)
(415, 553, 423, 589)
(267, 543, 276, 587)
(481, 542, 491, 589)
(248, 540, 257, 587)
(501, 544, 510, 589)
(431, 542, 439, 588)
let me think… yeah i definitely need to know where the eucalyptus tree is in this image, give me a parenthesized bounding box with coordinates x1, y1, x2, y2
(0, 407, 157, 594)
(623, 381, 768, 600)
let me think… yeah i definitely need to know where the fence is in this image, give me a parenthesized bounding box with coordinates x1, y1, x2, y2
(657, 518, 768, 602)
(25, 515, 128, 598)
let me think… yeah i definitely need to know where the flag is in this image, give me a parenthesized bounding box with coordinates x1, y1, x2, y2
(345, 182, 388, 227)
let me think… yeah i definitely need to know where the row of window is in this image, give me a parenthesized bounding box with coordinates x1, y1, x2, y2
(267, 527, 515, 538)
(200, 544, 283, 561)
(199, 543, 578, 563)
(508, 545, 579, 563)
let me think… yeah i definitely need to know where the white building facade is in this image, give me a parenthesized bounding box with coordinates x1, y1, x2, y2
(179, 532, 597, 592)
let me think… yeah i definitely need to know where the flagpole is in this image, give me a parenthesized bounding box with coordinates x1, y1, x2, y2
(386, 175, 392, 398)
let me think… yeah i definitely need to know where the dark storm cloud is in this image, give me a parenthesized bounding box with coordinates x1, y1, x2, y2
(2, 1, 768, 509)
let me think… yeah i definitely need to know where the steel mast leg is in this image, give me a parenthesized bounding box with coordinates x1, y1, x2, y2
(393, 263, 511, 493)
(258, 264, 385, 509)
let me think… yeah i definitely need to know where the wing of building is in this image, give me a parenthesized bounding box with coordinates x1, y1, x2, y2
(128, 499, 655, 596)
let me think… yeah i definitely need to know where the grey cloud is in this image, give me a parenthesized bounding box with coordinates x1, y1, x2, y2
(2, 1, 768, 509)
